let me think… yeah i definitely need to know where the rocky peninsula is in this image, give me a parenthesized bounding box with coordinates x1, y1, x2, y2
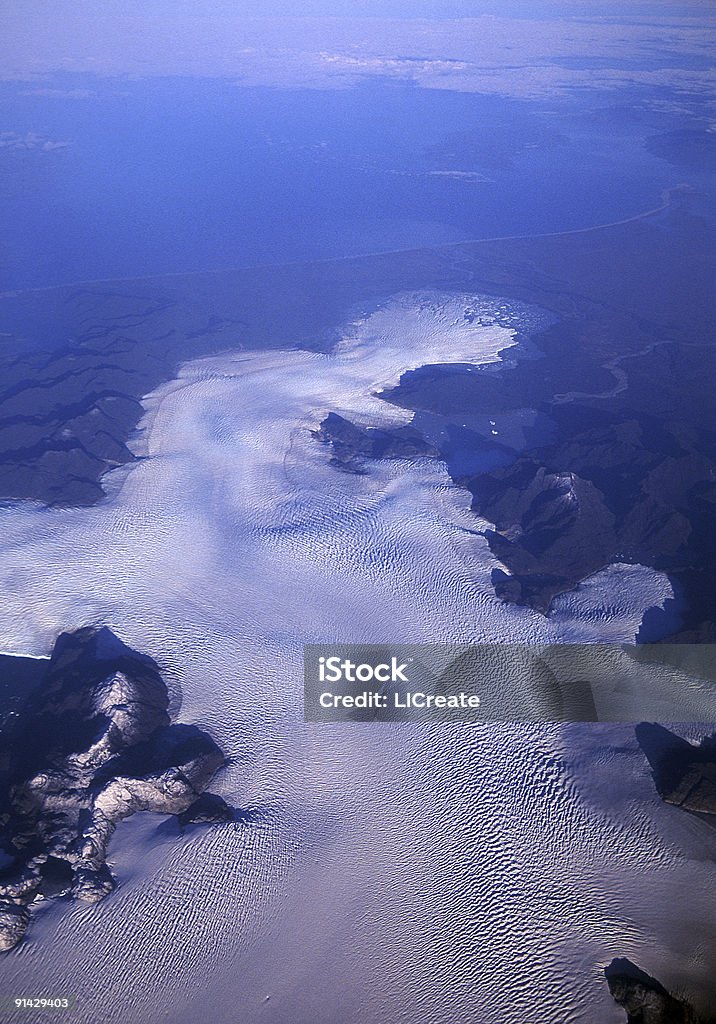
(0, 627, 233, 951)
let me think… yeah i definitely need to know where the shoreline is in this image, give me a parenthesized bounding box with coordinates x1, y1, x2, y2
(0, 186, 685, 301)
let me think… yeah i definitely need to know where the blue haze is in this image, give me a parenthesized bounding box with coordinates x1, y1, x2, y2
(0, 75, 682, 290)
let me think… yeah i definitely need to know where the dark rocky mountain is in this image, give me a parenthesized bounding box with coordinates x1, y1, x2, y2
(605, 958, 710, 1024)
(313, 411, 439, 472)
(636, 722, 716, 824)
(0, 627, 233, 951)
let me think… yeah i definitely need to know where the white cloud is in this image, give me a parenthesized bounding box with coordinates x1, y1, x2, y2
(0, 131, 70, 151)
(0, 10, 714, 101)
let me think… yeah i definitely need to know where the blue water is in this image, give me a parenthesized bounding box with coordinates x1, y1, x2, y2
(0, 75, 680, 290)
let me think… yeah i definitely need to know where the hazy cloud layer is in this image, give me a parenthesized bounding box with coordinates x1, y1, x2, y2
(2, 6, 715, 101)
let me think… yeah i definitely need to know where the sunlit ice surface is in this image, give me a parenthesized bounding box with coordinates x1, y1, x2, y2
(0, 293, 711, 1022)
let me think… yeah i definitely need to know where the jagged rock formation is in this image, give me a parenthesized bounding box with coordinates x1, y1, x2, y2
(313, 411, 438, 472)
(635, 722, 716, 823)
(0, 627, 233, 951)
(466, 432, 704, 614)
(476, 461, 617, 612)
(177, 792, 237, 827)
(605, 958, 704, 1023)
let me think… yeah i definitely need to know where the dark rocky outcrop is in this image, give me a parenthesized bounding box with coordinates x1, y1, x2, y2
(455, 416, 711, 615)
(605, 958, 703, 1023)
(476, 461, 617, 612)
(313, 411, 438, 472)
(635, 722, 716, 824)
(0, 627, 232, 951)
(177, 792, 235, 828)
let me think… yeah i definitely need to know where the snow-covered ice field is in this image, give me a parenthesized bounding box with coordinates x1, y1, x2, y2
(0, 292, 714, 1022)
